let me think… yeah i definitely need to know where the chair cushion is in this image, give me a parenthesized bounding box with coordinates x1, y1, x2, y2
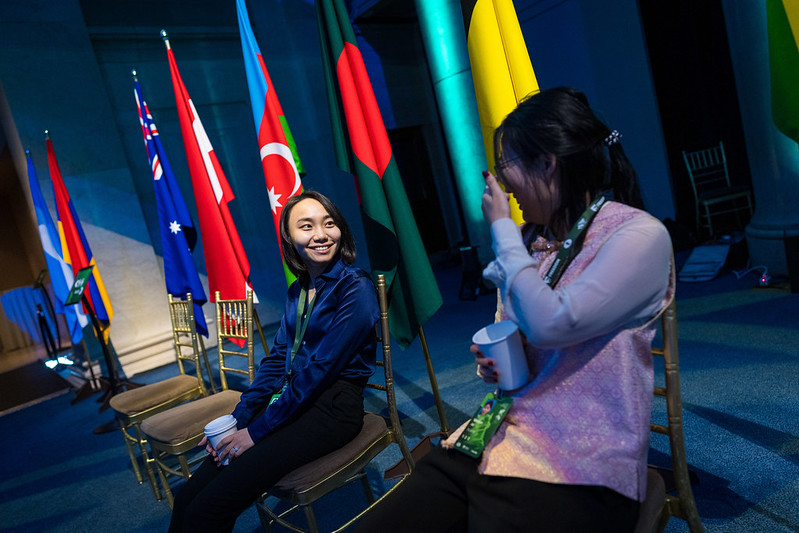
(140, 390, 242, 445)
(273, 412, 389, 493)
(633, 468, 667, 533)
(110, 374, 200, 415)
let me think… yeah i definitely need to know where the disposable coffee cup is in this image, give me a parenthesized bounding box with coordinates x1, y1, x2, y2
(472, 321, 529, 391)
(204, 414, 237, 465)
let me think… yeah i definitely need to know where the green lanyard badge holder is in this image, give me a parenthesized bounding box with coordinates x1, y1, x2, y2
(269, 285, 316, 407)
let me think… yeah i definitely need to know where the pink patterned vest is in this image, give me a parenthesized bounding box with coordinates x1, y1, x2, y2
(444, 202, 675, 502)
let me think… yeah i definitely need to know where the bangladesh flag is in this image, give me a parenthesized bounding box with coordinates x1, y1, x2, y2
(316, 0, 442, 349)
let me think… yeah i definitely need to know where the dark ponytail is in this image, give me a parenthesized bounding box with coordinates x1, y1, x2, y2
(494, 87, 644, 239)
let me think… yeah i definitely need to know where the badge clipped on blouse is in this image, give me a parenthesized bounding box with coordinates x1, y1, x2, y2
(453, 392, 512, 458)
(268, 381, 288, 407)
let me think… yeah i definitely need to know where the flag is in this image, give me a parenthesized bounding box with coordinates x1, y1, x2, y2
(236, 0, 304, 285)
(461, 0, 539, 224)
(768, 0, 799, 144)
(134, 74, 209, 336)
(317, 0, 442, 348)
(163, 32, 256, 310)
(47, 133, 114, 338)
(26, 150, 89, 344)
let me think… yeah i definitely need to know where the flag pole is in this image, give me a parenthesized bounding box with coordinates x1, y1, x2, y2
(418, 326, 449, 435)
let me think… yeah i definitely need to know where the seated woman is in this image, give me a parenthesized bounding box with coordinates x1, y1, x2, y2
(169, 190, 379, 532)
(355, 87, 674, 532)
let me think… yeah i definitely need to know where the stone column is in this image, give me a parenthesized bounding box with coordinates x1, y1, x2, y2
(723, 0, 799, 278)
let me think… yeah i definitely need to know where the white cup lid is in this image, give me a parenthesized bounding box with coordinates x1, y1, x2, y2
(204, 414, 237, 435)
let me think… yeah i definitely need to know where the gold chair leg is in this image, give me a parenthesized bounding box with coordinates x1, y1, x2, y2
(359, 471, 375, 504)
(303, 504, 319, 533)
(119, 422, 143, 484)
(256, 494, 275, 533)
(133, 423, 162, 501)
(150, 447, 176, 509)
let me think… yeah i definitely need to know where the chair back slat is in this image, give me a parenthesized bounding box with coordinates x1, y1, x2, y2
(648, 300, 704, 532)
(681, 141, 752, 238)
(168, 293, 207, 396)
(683, 142, 732, 197)
(215, 290, 256, 390)
(375, 274, 416, 473)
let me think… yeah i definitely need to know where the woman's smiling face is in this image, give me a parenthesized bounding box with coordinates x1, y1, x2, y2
(288, 198, 341, 277)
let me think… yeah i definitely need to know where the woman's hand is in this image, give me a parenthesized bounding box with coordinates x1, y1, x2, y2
(471, 344, 499, 385)
(481, 171, 511, 225)
(208, 429, 255, 466)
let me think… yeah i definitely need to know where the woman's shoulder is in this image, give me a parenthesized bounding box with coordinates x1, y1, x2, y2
(333, 263, 377, 292)
(600, 201, 665, 229)
(597, 202, 671, 249)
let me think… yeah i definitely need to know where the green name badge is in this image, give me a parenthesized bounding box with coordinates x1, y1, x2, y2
(268, 381, 288, 407)
(453, 392, 512, 459)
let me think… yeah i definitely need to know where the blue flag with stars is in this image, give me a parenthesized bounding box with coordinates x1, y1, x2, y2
(134, 75, 208, 336)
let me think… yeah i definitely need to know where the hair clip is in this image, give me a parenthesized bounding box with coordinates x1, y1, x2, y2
(604, 130, 621, 147)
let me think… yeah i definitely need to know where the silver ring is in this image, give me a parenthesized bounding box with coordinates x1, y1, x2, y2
(232, 447, 238, 453)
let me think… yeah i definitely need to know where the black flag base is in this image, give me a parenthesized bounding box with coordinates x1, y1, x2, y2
(93, 417, 121, 434)
(70, 380, 100, 405)
(95, 376, 144, 413)
(92, 377, 143, 434)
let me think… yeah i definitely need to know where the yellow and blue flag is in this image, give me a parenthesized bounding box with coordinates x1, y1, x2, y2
(46, 133, 113, 338)
(26, 150, 88, 344)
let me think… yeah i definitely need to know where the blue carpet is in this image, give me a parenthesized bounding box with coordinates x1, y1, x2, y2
(1, 262, 797, 532)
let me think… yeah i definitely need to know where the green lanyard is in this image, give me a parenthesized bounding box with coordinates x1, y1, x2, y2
(542, 195, 606, 288)
(287, 285, 316, 376)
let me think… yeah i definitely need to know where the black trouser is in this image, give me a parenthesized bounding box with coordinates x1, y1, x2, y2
(354, 446, 640, 533)
(169, 379, 364, 533)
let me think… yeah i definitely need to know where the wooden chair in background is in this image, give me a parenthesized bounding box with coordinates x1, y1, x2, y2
(109, 293, 213, 500)
(141, 290, 258, 506)
(634, 300, 704, 533)
(255, 274, 416, 533)
(682, 141, 753, 238)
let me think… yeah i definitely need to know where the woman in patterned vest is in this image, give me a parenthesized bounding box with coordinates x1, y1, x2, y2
(356, 87, 674, 533)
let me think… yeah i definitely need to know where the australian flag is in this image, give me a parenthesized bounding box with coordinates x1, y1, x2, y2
(134, 73, 208, 336)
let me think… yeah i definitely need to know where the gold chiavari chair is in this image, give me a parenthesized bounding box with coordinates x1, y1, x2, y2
(255, 274, 415, 533)
(634, 300, 704, 533)
(141, 290, 258, 506)
(109, 293, 213, 500)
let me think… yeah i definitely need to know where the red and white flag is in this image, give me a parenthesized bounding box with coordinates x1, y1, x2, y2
(163, 32, 255, 304)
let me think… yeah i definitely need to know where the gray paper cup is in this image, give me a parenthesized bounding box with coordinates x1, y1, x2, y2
(204, 414, 237, 466)
(472, 321, 529, 391)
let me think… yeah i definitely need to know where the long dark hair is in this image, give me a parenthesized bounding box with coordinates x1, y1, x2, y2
(279, 190, 356, 277)
(494, 86, 644, 239)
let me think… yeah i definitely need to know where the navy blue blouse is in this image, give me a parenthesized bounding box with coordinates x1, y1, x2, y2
(231, 258, 379, 443)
